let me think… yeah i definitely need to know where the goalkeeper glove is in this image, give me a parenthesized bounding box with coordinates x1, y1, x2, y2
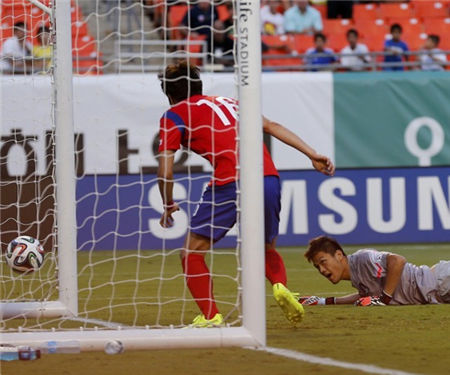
(354, 296, 386, 306)
(299, 296, 335, 305)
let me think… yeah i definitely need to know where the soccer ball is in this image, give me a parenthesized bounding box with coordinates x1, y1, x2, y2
(6, 236, 45, 273)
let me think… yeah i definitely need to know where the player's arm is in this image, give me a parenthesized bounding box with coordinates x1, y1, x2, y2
(262, 116, 335, 176)
(300, 293, 360, 305)
(381, 253, 406, 303)
(157, 150, 179, 228)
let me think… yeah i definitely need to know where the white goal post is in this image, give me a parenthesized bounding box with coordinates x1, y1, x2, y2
(0, 0, 266, 351)
(0, 0, 77, 320)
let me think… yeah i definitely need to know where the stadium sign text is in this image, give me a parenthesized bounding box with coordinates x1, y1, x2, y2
(77, 167, 450, 250)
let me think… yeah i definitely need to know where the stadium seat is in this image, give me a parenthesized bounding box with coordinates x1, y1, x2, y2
(362, 33, 387, 51)
(413, 1, 449, 19)
(438, 34, 450, 50)
(404, 32, 428, 50)
(354, 19, 387, 38)
(379, 3, 413, 19)
(186, 34, 206, 53)
(313, 4, 327, 20)
(323, 19, 353, 35)
(71, 5, 84, 22)
(71, 20, 88, 40)
(387, 18, 424, 35)
(262, 35, 301, 67)
(169, 5, 188, 28)
(353, 3, 379, 20)
(168, 4, 188, 39)
(262, 34, 295, 49)
(327, 34, 347, 51)
(216, 4, 231, 23)
(262, 50, 302, 68)
(0, 23, 13, 44)
(292, 34, 314, 53)
(423, 17, 450, 35)
(73, 35, 97, 56)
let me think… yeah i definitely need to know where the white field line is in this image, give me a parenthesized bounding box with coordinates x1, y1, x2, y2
(247, 346, 422, 375)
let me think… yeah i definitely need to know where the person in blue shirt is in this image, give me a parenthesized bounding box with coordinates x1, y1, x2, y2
(384, 24, 409, 71)
(284, 0, 323, 35)
(182, 0, 219, 38)
(305, 33, 336, 71)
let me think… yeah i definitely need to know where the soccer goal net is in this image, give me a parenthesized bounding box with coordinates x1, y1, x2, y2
(1, 0, 265, 350)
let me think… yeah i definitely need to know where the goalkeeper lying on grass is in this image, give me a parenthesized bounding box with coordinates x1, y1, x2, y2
(300, 236, 450, 306)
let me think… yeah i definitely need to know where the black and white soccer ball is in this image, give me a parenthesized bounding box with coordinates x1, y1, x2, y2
(6, 236, 45, 273)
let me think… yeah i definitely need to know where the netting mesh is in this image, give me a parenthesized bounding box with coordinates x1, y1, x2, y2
(1, 0, 241, 331)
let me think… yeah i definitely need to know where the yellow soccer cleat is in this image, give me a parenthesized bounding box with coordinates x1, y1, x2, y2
(273, 283, 305, 325)
(186, 313, 224, 328)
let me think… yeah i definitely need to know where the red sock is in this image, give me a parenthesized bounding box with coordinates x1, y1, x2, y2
(265, 248, 287, 286)
(182, 254, 219, 320)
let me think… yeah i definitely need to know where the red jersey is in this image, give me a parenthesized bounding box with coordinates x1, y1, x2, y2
(158, 95, 279, 185)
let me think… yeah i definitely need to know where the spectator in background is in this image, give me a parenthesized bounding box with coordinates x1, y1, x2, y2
(419, 35, 447, 71)
(340, 29, 371, 71)
(33, 25, 53, 73)
(284, 0, 323, 35)
(182, 0, 218, 39)
(0, 22, 33, 74)
(261, 0, 285, 35)
(384, 24, 409, 71)
(305, 33, 336, 71)
(207, 19, 234, 66)
(327, 0, 353, 20)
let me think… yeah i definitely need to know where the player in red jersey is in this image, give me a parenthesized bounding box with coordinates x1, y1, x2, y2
(158, 61, 335, 327)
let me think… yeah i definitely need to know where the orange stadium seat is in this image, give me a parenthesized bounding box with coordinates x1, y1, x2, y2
(73, 35, 97, 56)
(263, 35, 295, 49)
(186, 34, 206, 53)
(71, 5, 84, 22)
(423, 17, 450, 35)
(327, 34, 347, 51)
(323, 19, 353, 35)
(169, 5, 188, 27)
(413, 1, 449, 19)
(168, 4, 188, 39)
(262, 50, 302, 68)
(379, 3, 413, 19)
(293, 34, 314, 53)
(0, 23, 13, 43)
(216, 5, 231, 23)
(354, 19, 387, 38)
(353, 3, 379, 20)
(404, 32, 428, 50)
(362, 33, 387, 51)
(262, 35, 301, 67)
(387, 18, 424, 35)
(313, 4, 327, 20)
(438, 34, 450, 50)
(71, 20, 88, 40)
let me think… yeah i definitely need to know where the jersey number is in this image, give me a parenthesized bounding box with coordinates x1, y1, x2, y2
(196, 97, 238, 126)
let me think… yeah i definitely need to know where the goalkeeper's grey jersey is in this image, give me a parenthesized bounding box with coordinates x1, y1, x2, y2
(348, 249, 447, 305)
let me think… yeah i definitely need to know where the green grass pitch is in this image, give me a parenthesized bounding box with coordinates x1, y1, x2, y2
(2, 243, 449, 375)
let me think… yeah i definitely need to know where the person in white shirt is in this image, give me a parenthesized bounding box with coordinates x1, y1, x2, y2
(419, 34, 447, 72)
(340, 29, 371, 71)
(0, 22, 33, 74)
(284, 0, 322, 35)
(261, 0, 285, 35)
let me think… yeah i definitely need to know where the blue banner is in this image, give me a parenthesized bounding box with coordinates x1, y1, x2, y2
(77, 167, 450, 250)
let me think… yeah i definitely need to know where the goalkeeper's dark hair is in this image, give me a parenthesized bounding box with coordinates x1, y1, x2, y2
(159, 60, 203, 103)
(304, 235, 346, 262)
